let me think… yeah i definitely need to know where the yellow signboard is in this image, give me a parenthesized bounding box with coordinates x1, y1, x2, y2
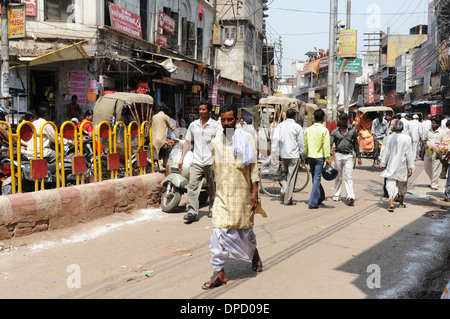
(8, 4, 26, 39)
(339, 29, 357, 58)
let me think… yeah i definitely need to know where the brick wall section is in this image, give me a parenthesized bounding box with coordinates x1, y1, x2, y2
(0, 173, 165, 240)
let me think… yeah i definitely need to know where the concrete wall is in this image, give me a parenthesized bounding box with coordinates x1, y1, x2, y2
(0, 173, 165, 240)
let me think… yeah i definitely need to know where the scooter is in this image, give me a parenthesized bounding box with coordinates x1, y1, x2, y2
(160, 138, 209, 212)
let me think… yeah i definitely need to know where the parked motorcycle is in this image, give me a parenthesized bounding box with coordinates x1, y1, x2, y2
(160, 138, 209, 212)
(1, 146, 81, 194)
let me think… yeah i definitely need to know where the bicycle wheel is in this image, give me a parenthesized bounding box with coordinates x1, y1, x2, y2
(294, 165, 309, 192)
(259, 161, 284, 197)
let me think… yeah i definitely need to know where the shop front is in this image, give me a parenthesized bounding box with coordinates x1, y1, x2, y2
(11, 42, 97, 125)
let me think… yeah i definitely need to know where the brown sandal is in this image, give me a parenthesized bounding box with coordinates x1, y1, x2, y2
(202, 269, 227, 290)
(252, 249, 263, 272)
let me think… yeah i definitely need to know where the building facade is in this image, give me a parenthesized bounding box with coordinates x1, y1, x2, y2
(2, 0, 265, 127)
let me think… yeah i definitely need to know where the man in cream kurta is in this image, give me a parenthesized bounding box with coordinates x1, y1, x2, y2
(202, 105, 266, 290)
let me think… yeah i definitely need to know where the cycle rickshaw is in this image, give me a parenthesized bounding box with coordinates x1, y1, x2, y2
(252, 97, 319, 197)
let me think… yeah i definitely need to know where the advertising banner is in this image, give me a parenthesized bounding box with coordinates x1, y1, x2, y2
(70, 71, 87, 105)
(158, 10, 176, 35)
(8, 4, 26, 39)
(338, 29, 357, 58)
(156, 33, 168, 47)
(109, 3, 142, 39)
(368, 79, 375, 104)
(21, 0, 36, 17)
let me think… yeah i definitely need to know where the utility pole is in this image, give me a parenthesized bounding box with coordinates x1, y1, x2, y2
(344, 0, 351, 114)
(326, 0, 337, 123)
(1, 0, 10, 104)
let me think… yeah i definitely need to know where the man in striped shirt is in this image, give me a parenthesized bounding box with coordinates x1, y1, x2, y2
(178, 101, 222, 223)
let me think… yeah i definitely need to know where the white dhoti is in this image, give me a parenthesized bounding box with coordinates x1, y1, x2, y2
(385, 178, 407, 200)
(209, 228, 257, 272)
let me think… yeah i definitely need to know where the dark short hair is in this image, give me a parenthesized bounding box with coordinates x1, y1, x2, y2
(38, 106, 51, 118)
(286, 108, 297, 119)
(314, 109, 325, 122)
(199, 100, 213, 112)
(220, 105, 237, 119)
(431, 116, 442, 124)
(24, 110, 37, 121)
(84, 110, 93, 117)
(156, 102, 169, 114)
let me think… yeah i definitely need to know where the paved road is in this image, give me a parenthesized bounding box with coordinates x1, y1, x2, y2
(0, 158, 449, 301)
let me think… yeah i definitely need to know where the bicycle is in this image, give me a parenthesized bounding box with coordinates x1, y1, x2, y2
(259, 155, 310, 197)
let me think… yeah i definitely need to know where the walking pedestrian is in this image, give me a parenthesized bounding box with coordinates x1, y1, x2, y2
(202, 105, 266, 290)
(330, 113, 362, 206)
(304, 109, 331, 209)
(271, 108, 305, 205)
(371, 112, 389, 167)
(178, 101, 221, 223)
(408, 114, 422, 160)
(400, 113, 409, 135)
(152, 102, 177, 169)
(379, 120, 414, 212)
(439, 120, 450, 179)
(421, 114, 432, 140)
(423, 116, 446, 190)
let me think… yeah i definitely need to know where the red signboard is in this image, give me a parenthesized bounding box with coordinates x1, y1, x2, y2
(158, 10, 176, 35)
(109, 3, 142, 39)
(156, 33, 168, 47)
(431, 103, 443, 116)
(21, 0, 36, 16)
(368, 79, 375, 104)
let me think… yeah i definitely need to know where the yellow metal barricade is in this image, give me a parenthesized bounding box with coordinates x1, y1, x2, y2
(0, 118, 155, 194)
(0, 121, 17, 194)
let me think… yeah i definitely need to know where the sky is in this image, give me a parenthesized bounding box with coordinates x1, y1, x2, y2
(266, 0, 431, 77)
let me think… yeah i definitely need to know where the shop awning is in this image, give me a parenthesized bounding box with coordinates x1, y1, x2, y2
(411, 100, 441, 106)
(18, 41, 91, 67)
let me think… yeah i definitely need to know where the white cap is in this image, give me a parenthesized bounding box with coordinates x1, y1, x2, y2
(413, 114, 419, 119)
(401, 113, 406, 117)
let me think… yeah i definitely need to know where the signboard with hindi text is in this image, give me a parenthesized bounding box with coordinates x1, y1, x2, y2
(338, 29, 357, 58)
(336, 58, 362, 73)
(109, 3, 142, 39)
(158, 11, 176, 34)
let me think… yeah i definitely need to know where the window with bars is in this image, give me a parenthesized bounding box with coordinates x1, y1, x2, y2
(45, 0, 75, 22)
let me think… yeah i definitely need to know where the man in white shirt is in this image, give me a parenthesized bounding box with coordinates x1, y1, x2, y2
(271, 108, 305, 205)
(178, 101, 222, 223)
(400, 113, 410, 135)
(26, 106, 57, 163)
(421, 114, 432, 140)
(423, 116, 446, 190)
(408, 114, 423, 160)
